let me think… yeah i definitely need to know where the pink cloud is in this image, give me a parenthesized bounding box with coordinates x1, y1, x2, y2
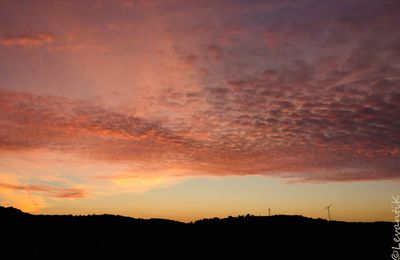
(0, 0, 399, 184)
(0, 32, 55, 46)
(0, 86, 399, 183)
(0, 181, 86, 198)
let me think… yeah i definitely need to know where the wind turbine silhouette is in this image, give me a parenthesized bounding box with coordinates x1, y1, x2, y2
(325, 205, 332, 221)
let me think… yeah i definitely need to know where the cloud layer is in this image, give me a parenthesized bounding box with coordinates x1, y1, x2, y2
(0, 0, 399, 210)
(0, 85, 398, 182)
(0, 32, 55, 46)
(0, 182, 85, 198)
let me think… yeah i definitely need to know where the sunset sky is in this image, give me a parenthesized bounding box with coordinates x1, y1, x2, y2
(0, 0, 399, 222)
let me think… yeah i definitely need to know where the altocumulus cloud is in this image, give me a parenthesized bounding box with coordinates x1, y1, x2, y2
(0, 0, 399, 208)
(0, 86, 399, 182)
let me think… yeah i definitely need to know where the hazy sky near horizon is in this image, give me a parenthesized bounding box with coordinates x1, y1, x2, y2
(0, 0, 399, 221)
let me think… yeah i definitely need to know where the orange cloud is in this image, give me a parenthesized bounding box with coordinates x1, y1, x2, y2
(0, 0, 399, 185)
(0, 182, 86, 198)
(0, 87, 399, 183)
(94, 168, 190, 193)
(0, 32, 55, 46)
(0, 173, 46, 213)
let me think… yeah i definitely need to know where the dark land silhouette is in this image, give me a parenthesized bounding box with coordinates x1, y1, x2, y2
(0, 206, 393, 258)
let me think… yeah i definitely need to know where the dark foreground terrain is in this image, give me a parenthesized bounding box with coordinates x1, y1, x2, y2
(0, 206, 394, 259)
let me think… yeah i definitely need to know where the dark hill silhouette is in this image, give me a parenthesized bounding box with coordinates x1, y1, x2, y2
(0, 206, 393, 259)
